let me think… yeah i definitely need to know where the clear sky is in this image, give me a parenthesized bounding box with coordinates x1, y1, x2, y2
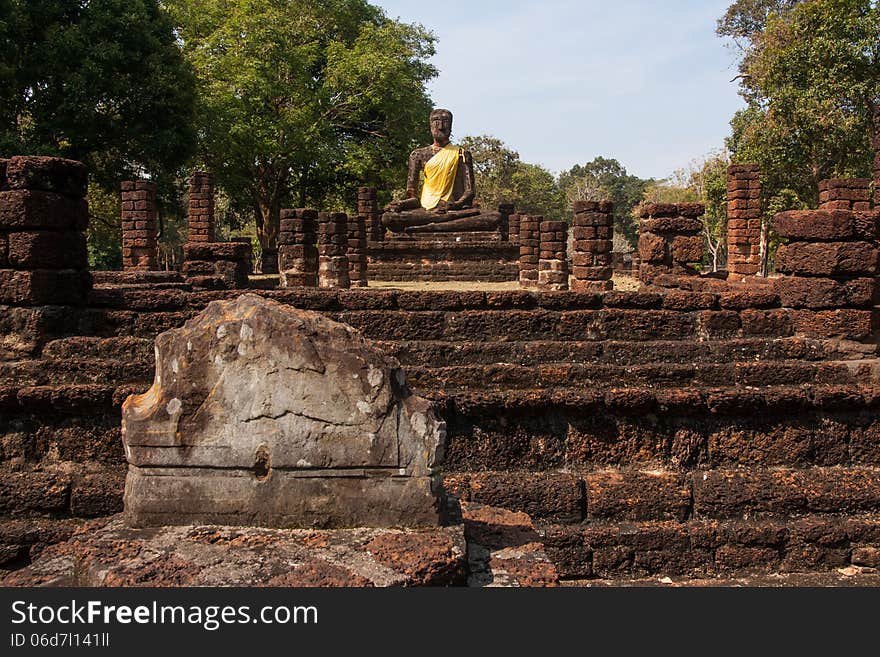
(377, 0, 745, 180)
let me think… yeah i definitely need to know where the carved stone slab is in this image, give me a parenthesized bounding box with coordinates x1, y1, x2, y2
(122, 293, 446, 528)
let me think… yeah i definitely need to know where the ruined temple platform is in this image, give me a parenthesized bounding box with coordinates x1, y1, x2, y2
(2, 517, 467, 586)
(367, 233, 519, 282)
(4, 283, 880, 585)
(3, 502, 560, 587)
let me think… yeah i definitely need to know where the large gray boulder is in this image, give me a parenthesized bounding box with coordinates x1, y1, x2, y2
(122, 293, 446, 528)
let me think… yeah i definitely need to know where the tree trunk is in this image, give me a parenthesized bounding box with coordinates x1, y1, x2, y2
(254, 199, 280, 274)
(253, 166, 281, 274)
(758, 216, 770, 277)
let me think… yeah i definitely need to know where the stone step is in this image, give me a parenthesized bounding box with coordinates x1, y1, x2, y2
(446, 466, 880, 524)
(0, 516, 86, 574)
(74, 296, 878, 344)
(93, 282, 192, 291)
(539, 513, 880, 580)
(2, 383, 878, 469)
(41, 336, 155, 361)
(90, 270, 184, 286)
(378, 338, 877, 367)
(563, 571, 880, 586)
(0, 462, 125, 522)
(405, 360, 880, 391)
(0, 358, 152, 386)
(0, 405, 128, 464)
(438, 385, 880, 470)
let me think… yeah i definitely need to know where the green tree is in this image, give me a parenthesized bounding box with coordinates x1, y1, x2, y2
(683, 153, 731, 273)
(640, 151, 731, 272)
(458, 135, 565, 220)
(717, 0, 802, 43)
(85, 184, 122, 271)
(558, 157, 652, 247)
(722, 0, 880, 208)
(0, 0, 197, 188)
(167, 0, 437, 261)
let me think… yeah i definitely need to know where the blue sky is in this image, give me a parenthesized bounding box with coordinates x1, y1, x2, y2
(378, 0, 745, 180)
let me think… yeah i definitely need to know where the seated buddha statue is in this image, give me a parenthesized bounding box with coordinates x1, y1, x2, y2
(381, 108, 502, 234)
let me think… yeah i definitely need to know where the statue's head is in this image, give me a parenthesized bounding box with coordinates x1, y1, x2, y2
(430, 108, 453, 143)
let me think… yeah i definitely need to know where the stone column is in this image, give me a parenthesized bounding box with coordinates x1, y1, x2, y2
(872, 103, 880, 207)
(121, 180, 157, 271)
(498, 203, 514, 242)
(278, 208, 318, 288)
(229, 237, 254, 276)
(187, 171, 214, 243)
(317, 212, 350, 289)
(570, 200, 613, 291)
(518, 214, 539, 289)
(181, 242, 250, 289)
(773, 208, 878, 340)
(347, 213, 368, 287)
(0, 156, 91, 307)
(726, 164, 762, 280)
(358, 187, 383, 242)
(819, 179, 872, 212)
(638, 203, 705, 284)
(508, 213, 521, 243)
(537, 219, 568, 291)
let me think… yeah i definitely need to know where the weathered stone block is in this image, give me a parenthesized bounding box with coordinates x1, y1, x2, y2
(640, 216, 704, 234)
(671, 235, 704, 263)
(773, 277, 878, 309)
(0, 269, 91, 305)
(183, 242, 251, 261)
(638, 231, 666, 263)
(122, 294, 446, 528)
(6, 231, 87, 269)
(639, 203, 705, 219)
(773, 209, 875, 241)
(0, 190, 88, 231)
(5, 156, 88, 198)
(775, 241, 879, 277)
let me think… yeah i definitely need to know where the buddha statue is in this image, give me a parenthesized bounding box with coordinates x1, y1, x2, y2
(382, 109, 502, 234)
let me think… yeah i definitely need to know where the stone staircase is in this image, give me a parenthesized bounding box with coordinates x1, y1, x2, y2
(1, 285, 879, 582)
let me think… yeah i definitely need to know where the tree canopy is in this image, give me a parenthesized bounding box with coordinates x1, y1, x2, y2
(722, 0, 880, 208)
(558, 157, 652, 247)
(166, 0, 437, 256)
(0, 0, 197, 187)
(458, 135, 565, 220)
(641, 152, 731, 271)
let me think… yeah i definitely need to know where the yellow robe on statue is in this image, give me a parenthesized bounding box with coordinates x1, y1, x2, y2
(420, 144, 460, 210)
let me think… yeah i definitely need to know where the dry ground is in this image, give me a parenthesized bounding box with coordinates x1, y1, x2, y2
(367, 274, 641, 292)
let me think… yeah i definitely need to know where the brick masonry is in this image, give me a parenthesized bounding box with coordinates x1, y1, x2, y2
(538, 219, 568, 291)
(508, 213, 521, 242)
(874, 103, 880, 207)
(120, 180, 157, 271)
(772, 206, 879, 332)
(726, 164, 762, 280)
(187, 171, 214, 243)
(358, 187, 384, 243)
(317, 211, 350, 289)
(181, 242, 251, 289)
(571, 200, 613, 292)
(368, 237, 519, 282)
(347, 213, 368, 287)
(0, 156, 91, 308)
(818, 178, 872, 212)
(638, 203, 705, 284)
(518, 214, 540, 289)
(278, 208, 318, 288)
